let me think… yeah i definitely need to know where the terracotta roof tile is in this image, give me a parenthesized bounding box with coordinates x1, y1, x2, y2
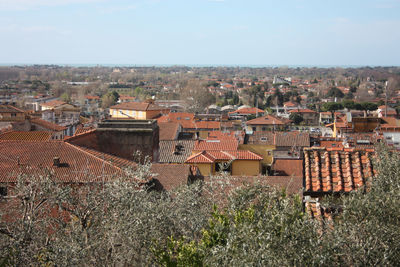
(0, 105, 25, 113)
(41, 100, 66, 108)
(185, 150, 262, 163)
(157, 113, 196, 129)
(304, 147, 374, 194)
(194, 139, 238, 151)
(194, 121, 220, 129)
(0, 141, 191, 186)
(246, 115, 291, 126)
(159, 122, 180, 140)
(110, 102, 166, 111)
(0, 131, 52, 141)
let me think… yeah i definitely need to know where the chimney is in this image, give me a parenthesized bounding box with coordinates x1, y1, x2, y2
(53, 157, 60, 167)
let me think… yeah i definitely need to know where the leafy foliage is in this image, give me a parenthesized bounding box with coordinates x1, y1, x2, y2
(1, 146, 400, 265)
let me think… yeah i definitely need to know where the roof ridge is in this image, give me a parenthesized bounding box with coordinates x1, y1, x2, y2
(64, 142, 123, 171)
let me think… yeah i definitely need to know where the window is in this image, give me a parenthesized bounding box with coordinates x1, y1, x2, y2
(215, 162, 232, 173)
(262, 127, 266, 131)
(267, 151, 272, 156)
(0, 187, 7, 197)
(252, 127, 256, 131)
(11, 113, 16, 117)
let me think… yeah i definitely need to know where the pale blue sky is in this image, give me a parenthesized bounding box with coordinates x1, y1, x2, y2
(0, 0, 399, 66)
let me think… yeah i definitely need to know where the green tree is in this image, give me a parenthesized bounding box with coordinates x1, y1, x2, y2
(60, 92, 71, 103)
(327, 87, 344, 98)
(289, 113, 304, 125)
(322, 102, 343, 117)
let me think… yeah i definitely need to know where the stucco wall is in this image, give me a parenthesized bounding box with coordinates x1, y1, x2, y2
(239, 144, 274, 165)
(232, 160, 260, 176)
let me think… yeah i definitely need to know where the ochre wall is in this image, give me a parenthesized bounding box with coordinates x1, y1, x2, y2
(239, 144, 274, 165)
(109, 109, 160, 119)
(190, 163, 212, 176)
(232, 160, 260, 176)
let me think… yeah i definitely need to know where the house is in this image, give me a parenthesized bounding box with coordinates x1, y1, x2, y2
(30, 118, 67, 140)
(0, 105, 26, 122)
(206, 104, 221, 114)
(288, 109, 318, 125)
(240, 131, 310, 175)
(246, 115, 291, 132)
(319, 112, 333, 125)
(376, 105, 397, 118)
(109, 101, 169, 119)
(185, 150, 263, 176)
(118, 95, 136, 103)
(240, 132, 275, 173)
(40, 100, 71, 111)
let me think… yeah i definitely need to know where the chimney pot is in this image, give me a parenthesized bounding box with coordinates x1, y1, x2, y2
(53, 157, 60, 167)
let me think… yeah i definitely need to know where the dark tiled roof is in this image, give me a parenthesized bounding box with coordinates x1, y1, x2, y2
(304, 147, 374, 194)
(246, 131, 310, 147)
(159, 140, 194, 163)
(275, 132, 310, 147)
(159, 122, 180, 141)
(0, 131, 52, 141)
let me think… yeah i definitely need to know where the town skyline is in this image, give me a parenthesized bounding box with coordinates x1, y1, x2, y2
(1, 0, 399, 65)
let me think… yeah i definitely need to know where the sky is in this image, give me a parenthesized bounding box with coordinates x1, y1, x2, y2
(0, 0, 399, 66)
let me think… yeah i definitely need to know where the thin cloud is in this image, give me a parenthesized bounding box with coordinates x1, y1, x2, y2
(0, 0, 106, 10)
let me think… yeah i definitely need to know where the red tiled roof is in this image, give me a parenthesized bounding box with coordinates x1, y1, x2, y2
(0, 131, 52, 141)
(31, 118, 67, 131)
(157, 113, 196, 129)
(41, 100, 66, 108)
(194, 139, 238, 151)
(185, 150, 262, 163)
(246, 115, 291, 126)
(0, 141, 135, 183)
(159, 122, 180, 140)
(151, 164, 192, 191)
(0, 140, 191, 187)
(194, 121, 220, 129)
(272, 158, 303, 177)
(304, 147, 374, 194)
(110, 102, 165, 111)
(74, 125, 95, 136)
(283, 101, 298, 107)
(85, 95, 100, 100)
(0, 105, 25, 113)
